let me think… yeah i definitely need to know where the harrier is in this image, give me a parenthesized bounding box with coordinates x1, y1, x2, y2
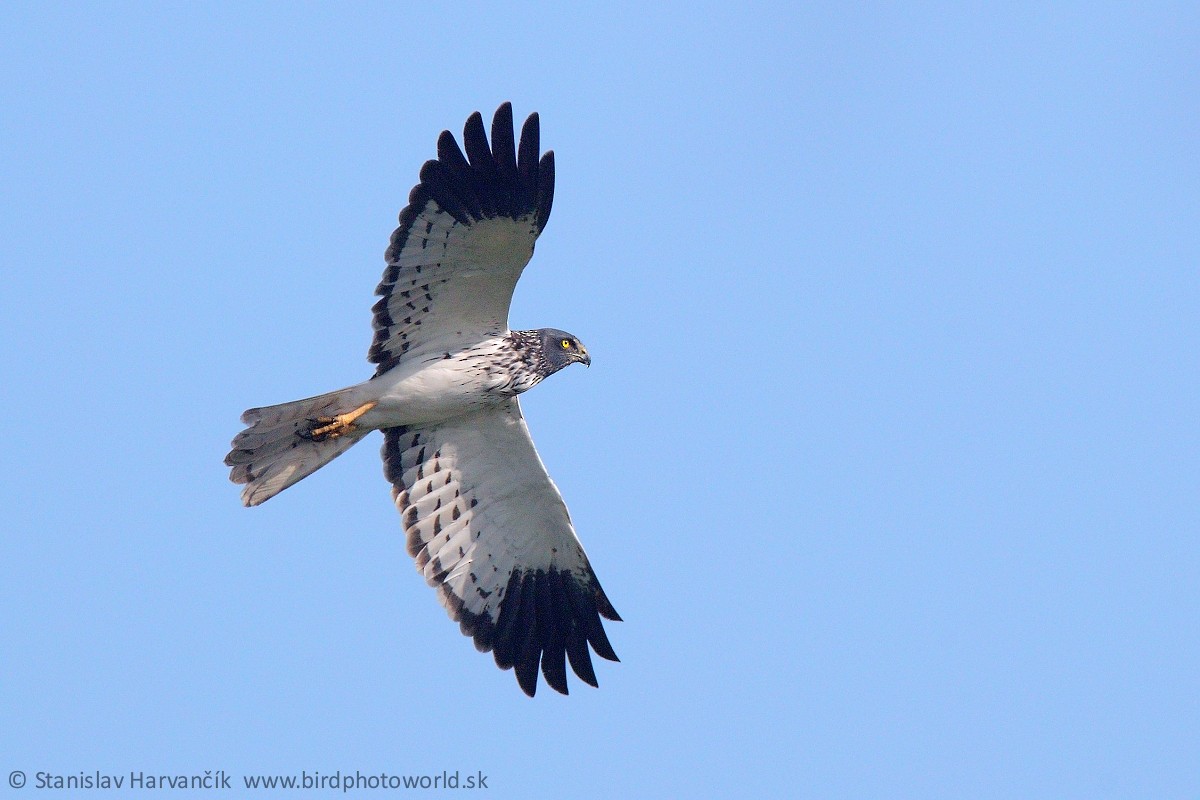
(225, 103, 619, 696)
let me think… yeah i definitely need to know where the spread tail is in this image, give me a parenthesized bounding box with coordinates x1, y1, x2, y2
(225, 386, 371, 506)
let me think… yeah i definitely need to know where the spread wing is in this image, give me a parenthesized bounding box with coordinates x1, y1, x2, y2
(368, 103, 555, 375)
(382, 400, 620, 697)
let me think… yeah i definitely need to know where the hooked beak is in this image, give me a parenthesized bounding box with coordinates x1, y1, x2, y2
(578, 344, 591, 367)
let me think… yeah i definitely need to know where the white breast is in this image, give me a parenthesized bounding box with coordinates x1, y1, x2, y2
(358, 339, 514, 428)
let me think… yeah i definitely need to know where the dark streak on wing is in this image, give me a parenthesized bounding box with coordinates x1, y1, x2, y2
(382, 425, 620, 698)
(369, 103, 555, 376)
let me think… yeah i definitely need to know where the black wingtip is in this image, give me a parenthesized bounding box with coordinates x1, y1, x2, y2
(436, 129, 469, 169)
(512, 569, 543, 696)
(596, 588, 622, 622)
(466, 567, 620, 697)
(375, 105, 552, 301)
(518, 112, 540, 179)
(538, 569, 570, 695)
(462, 111, 491, 170)
(490, 569, 525, 671)
(490, 103, 517, 175)
(566, 627, 599, 687)
(589, 625, 620, 663)
(535, 151, 554, 232)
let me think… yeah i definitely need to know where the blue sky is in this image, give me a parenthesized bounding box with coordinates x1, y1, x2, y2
(1, 2, 1196, 797)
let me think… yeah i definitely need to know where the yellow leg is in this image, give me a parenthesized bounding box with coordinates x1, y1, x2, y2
(305, 401, 377, 441)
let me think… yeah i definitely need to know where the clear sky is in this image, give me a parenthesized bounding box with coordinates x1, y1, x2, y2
(1, 2, 1196, 798)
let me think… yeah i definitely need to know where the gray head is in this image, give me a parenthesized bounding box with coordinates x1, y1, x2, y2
(537, 327, 591, 372)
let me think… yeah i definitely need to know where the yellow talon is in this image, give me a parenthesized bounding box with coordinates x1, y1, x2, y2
(305, 401, 377, 440)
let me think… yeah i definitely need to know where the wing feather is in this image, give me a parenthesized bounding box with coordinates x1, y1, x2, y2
(381, 399, 619, 697)
(517, 112, 540, 200)
(370, 103, 555, 375)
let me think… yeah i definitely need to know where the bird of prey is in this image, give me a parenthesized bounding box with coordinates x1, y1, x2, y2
(225, 103, 619, 697)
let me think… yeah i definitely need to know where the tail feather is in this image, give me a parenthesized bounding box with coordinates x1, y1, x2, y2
(226, 387, 370, 507)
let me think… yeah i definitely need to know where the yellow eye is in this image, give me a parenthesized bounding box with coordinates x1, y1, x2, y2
(560, 339, 572, 349)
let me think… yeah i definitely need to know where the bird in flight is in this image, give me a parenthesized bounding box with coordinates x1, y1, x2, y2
(225, 103, 620, 697)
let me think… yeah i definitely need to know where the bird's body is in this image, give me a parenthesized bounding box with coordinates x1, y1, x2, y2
(225, 104, 619, 697)
(359, 332, 548, 428)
